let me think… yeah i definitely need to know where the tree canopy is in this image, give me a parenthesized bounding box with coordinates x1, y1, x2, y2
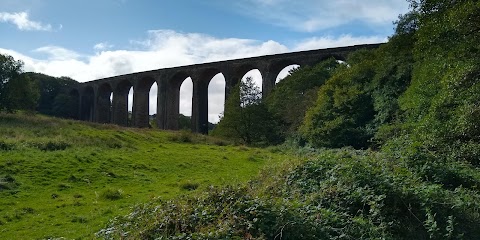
(212, 77, 279, 145)
(0, 54, 39, 112)
(266, 58, 339, 139)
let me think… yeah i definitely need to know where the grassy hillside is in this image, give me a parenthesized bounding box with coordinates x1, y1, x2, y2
(0, 113, 289, 239)
(99, 149, 480, 239)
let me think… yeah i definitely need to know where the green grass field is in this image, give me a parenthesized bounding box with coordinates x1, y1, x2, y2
(0, 113, 289, 239)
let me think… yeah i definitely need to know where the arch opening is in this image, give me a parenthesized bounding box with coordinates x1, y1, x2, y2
(276, 64, 300, 84)
(179, 77, 193, 130)
(241, 69, 263, 93)
(149, 82, 158, 128)
(127, 87, 133, 126)
(208, 73, 225, 124)
(239, 69, 263, 107)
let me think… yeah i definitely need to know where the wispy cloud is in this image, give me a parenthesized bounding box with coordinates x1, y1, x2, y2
(94, 42, 114, 51)
(234, 0, 409, 32)
(34, 46, 82, 61)
(0, 11, 52, 31)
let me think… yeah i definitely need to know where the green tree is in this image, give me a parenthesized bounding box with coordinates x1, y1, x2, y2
(0, 53, 40, 112)
(26, 72, 79, 116)
(52, 93, 79, 119)
(4, 73, 40, 112)
(369, 17, 416, 145)
(212, 77, 279, 145)
(299, 12, 417, 149)
(396, 0, 480, 165)
(266, 58, 339, 139)
(0, 53, 23, 111)
(301, 50, 377, 149)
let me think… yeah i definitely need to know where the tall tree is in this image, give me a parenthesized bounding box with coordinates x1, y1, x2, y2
(25, 73, 79, 116)
(266, 58, 339, 139)
(212, 77, 279, 145)
(0, 53, 23, 111)
(369, 15, 416, 145)
(301, 50, 377, 149)
(4, 73, 40, 112)
(397, 0, 480, 165)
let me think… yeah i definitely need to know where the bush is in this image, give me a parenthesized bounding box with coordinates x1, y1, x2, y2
(30, 140, 70, 151)
(168, 130, 196, 143)
(179, 181, 200, 191)
(0, 140, 15, 151)
(0, 175, 19, 191)
(301, 50, 376, 149)
(100, 188, 123, 201)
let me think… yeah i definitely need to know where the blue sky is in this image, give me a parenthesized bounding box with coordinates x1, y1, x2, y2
(0, 0, 410, 122)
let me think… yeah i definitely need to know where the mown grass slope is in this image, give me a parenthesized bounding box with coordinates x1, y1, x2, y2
(0, 113, 289, 239)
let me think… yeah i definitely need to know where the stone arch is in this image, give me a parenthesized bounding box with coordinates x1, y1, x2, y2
(113, 79, 133, 126)
(133, 76, 156, 128)
(302, 54, 347, 68)
(232, 64, 263, 98)
(242, 69, 263, 92)
(73, 44, 383, 127)
(330, 54, 347, 62)
(192, 68, 223, 134)
(276, 64, 301, 84)
(262, 59, 304, 98)
(96, 83, 113, 123)
(80, 86, 94, 121)
(166, 72, 192, 130)
(269, 60, 302, 81)
(235, 64, 262, 84)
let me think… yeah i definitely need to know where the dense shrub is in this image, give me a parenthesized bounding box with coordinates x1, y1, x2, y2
(30, 140, 71, 151)
(97, 149, 480, 239)
(301, 50, 377, 149)
(393, 0, 480, 166)
(266, 58, 339, 138)
(100, 188, 124, 201)
(0, 175, 19, 191)
(212, 77, 280, 145)
(0, 140, 15, 151)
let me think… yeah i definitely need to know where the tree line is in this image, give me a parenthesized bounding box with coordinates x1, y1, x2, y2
(0, 55, 79, 117)
(214, 0, 480, 166)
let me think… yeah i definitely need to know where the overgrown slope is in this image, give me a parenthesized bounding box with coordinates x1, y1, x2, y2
(98, 148, 480, 239)
(0, 113, 288, 239)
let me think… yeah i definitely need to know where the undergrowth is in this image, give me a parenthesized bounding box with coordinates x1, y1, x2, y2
(98, 148, 480, 239)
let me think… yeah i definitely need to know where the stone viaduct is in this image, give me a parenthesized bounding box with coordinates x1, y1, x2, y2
(69, 43, 381, 134)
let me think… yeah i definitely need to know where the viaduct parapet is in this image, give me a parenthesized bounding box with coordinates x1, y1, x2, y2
(69, 43, 382, 134)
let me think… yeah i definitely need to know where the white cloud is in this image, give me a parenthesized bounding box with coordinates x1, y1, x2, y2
(293, 35, 387, 51)
(0, 30, 384, 123)
(94, 42, 114, 51)
(235, 0, 409, 32)
(34, 46, 82, 61)
(0, 11, 52, 31)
